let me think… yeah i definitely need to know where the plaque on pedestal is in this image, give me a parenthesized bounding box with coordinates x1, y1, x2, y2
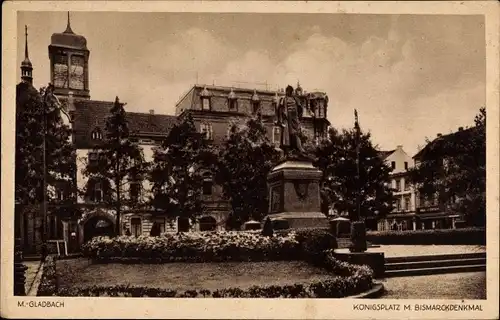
(265, 156, 329, 230)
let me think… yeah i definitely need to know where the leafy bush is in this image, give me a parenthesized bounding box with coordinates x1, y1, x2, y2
(295, 228, 338, 262)
(37, 255, 58, 296)
(55, 256, 373, 298)
(82, 231, 301, 263)
(366, 227, 485, 245)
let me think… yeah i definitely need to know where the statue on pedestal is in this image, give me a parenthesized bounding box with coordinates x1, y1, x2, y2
(275, 85, 308, 160)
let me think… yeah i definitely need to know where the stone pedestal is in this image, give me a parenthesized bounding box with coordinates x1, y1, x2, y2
(265, 159, 329, 229)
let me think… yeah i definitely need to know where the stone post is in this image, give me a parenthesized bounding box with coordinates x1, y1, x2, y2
(14, 238, 28, 296)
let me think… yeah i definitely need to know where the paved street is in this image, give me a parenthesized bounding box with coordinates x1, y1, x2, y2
(381, 272, 486, 299)
(336, 245, 486, 258)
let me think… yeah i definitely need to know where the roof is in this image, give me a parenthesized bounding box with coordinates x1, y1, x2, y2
(50, 15, 87, 50)
(377, 150, 396, 160)
(72, 99, 177, 148)
(413, 127, 476, 160)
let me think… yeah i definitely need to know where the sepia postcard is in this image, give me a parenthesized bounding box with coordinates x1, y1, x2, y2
(1, 1, 499, 319)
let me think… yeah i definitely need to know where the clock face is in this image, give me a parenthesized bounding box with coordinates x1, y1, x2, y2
(53, 55, 68, 88)
(69, 56, 85, 90)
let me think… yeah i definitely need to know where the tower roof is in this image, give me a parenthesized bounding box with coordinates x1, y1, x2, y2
(21, 25, 32, 68)
(50, 12, 88, 50)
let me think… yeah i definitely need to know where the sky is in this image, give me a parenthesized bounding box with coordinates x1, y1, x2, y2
(17, 11, 486, 156)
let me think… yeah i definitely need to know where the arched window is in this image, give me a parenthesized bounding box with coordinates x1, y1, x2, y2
(91, 128, 103, 140)
(130, 217, 142, 237)
(200, 123, 213, 141)
(202, 172, 213, 195)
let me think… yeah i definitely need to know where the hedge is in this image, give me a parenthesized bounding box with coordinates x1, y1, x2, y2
(47, 253, 373, 298)
(36, 255, 58, 296)
(81, 229, 338, 263)
(366, 227, 485, 245)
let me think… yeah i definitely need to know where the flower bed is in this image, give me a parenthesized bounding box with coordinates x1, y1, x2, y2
(82, 229, 336, 263)
(366, 227, 485, 245)
(49, 252, 373, 298)
(45, 229, 374, 298)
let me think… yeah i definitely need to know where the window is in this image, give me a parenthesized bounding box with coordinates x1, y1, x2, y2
(404, 179, 411, 191)
(91, 181, 103, 202)
(404, 161, 408, 170)
(252, 101, 260, 114)
(391, 161, 396, 170)
(396, 199, 401, 211)
(202, 98, 211, 111)
(318, 104, 325, 118)
(272, 126, 281, 145)
(395, 179, 401, 192)
(228, 98, 238, 110)
(88, 152, 99, 167)
(404, 196, 411, 212)
(129, 181, 140, 202)
(202, 173, 213, 195)
(91, 128, 103, 140)
(130, 217, 142, 237)
(200, 123, 213, 141)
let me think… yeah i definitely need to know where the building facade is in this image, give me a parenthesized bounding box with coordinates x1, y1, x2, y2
(377, 146, 418, 231)
(412, 131, 471, 230)
(17, 15, 331, 252)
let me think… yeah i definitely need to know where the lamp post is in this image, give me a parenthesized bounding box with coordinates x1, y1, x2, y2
(350, 109, 367, 253)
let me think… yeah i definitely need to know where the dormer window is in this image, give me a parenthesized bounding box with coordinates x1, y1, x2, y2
(251, 90, 260, 114)
(91, 128, 103, 140)
(202, 97, 211, 111)
(200, 87, 211, 111)
(228, 88, 238, 110)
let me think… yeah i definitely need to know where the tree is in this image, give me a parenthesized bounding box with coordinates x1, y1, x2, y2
(149, 113, 215, 224)
(314, 127, 394, 222)
(81, 97, 147, 236)
(215, 114, 281, 230)
(15, 83, 77, 237)
(409, 107, 486, 226)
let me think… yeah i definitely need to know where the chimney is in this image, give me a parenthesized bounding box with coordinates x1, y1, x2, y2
(458, 127, 464, 131)
(437, 133, 442, 138)
(149, 109, 154, 115)
(397, 145, 403, 150)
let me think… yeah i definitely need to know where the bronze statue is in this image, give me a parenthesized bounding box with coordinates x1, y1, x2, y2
(275, 85, 306, 155)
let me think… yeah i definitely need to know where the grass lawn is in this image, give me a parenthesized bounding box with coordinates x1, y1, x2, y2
(57, 259, 334, 291)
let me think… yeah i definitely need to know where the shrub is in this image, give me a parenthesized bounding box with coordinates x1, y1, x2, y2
(37, 255, 58, 296)
(295, 228, 338, 262)
(82, 231, 300, 263)
(366, 227, 485, 245)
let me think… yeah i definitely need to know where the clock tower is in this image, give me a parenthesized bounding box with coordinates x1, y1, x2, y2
(48, 12, 90, 100)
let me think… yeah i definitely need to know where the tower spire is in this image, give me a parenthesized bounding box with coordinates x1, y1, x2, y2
(24, 25, 29, 60)
(21, 25, 33, 84)
(64, 11, 74, 33)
